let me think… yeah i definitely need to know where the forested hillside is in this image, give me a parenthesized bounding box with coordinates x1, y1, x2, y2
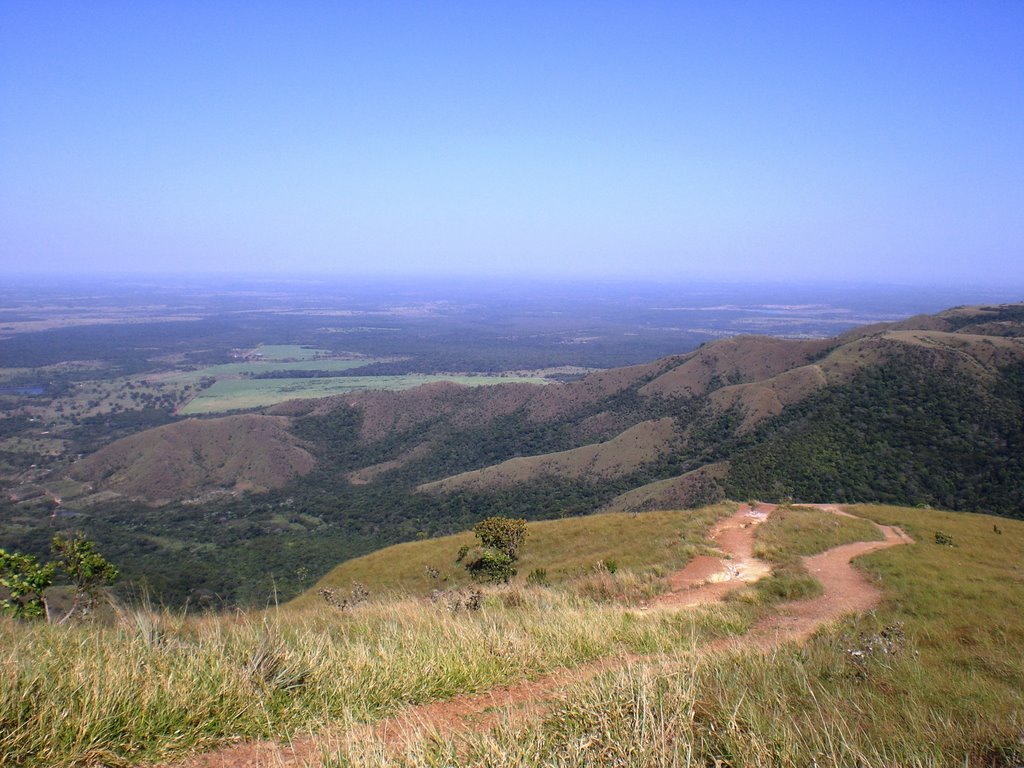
(6, 303, 1021, 606)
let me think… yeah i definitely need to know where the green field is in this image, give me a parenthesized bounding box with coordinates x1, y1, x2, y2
(251, 344, 332, 360)
(171, 357, 390, 381)
(179, 374, 547, 414)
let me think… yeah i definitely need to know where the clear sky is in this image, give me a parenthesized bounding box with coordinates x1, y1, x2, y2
(1, 1, 1022, 285)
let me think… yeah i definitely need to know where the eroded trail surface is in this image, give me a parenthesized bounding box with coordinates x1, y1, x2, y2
(158, 504, 910, 768)
(648, 503, 773, 609)
(738, 504, 912, 649)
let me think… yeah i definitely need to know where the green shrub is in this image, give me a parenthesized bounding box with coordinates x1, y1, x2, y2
(472, 517, 527, 560)
(466, 550, 516, 584)
(0, 549, 55, 619)
(460, 516, 529, 584)
(1, 535, 117, 622)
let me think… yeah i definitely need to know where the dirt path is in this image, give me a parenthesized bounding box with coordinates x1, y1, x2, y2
(737, 505, 912, 649)
(156, 503, 910, 768)
(646, 502, 773, 609)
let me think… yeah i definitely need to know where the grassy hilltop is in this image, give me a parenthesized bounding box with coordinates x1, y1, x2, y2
(289, 505, 729, 607)
(2, 502, 1022, 767)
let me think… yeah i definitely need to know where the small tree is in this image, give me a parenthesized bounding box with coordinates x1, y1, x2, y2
(463, 517, 527, 584)
(0, 549, 55, 619)
(51, 534, 119, 623)
(472, 517, 527, 560)
(1, 534, 123, 624)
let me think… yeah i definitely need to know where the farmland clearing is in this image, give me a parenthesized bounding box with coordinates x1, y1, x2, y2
(178, 374, 547, 414)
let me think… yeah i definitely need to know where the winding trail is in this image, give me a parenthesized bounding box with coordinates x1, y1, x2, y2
(157, 503, 910, 768)
(738, 504, 913, 649)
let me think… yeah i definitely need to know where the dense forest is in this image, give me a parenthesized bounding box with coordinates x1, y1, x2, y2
(723, 354, 1024, 514)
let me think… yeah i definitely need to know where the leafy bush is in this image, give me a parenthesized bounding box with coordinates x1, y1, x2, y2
(467, 549, 516, 584)
(0, 549, 55, 619)
(1, 535, 117, 622)
(460, 516, 529, 584)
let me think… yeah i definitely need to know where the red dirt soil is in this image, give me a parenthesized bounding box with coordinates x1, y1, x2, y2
(154, 503, 911, 768)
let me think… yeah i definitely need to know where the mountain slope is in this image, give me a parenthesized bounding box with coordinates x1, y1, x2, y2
(69, 415, 315, 501)
(47, 303, 1024, 606)
(68, 304, 1024, 519)
(418, 417, 679, 493)
(405, 304, 1024, 516)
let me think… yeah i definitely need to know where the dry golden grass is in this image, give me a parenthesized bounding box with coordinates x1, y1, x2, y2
(330, 504, 1024, 767)
(5, 501, 1019, 767)
(1, 576, 754, 767)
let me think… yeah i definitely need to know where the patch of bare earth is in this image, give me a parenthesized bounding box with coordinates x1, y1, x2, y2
(644, 502, 773, 609)
(154, 503, 911, 768)
(734, 504, 913, 649)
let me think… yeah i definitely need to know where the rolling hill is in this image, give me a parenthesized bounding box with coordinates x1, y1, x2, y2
(68, 414, 315, 502)
(50, 303, 1024, 606)
(69, 303, 1024, 515)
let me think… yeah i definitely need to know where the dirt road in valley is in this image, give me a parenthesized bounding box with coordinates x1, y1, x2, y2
(157, 503, 911, 768)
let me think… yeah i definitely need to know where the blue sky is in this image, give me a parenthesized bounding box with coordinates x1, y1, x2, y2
(1, 1, 1022, 284)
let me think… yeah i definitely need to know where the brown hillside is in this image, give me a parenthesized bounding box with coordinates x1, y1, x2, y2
(425, 309, 1022, 499)
(69, 415, 315, 502)
(76, 302, 1024, 506)
(819, 329, 1024, 382)
(708, 364, 828, 433)
(637, 336, 831, 399)
(418, 417, 678, 493)
(272, 361, 666, 449)
(271, 382, 542, 442)
(599, 462, 730, 513)
(889, 313, 953, 332)
(523, 360, 668, 421)
(339, 361, 667, 441)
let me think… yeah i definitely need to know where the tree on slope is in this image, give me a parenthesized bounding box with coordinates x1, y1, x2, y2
(0, 534, 118, 623)
(460, 516, 527, 584)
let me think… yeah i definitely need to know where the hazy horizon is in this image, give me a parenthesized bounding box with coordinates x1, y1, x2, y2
(2, 2, 1022, 284)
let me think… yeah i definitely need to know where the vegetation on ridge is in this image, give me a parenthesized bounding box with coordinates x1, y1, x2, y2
(335, 504, 1024, 767)
(4, 303, 1022, 608)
